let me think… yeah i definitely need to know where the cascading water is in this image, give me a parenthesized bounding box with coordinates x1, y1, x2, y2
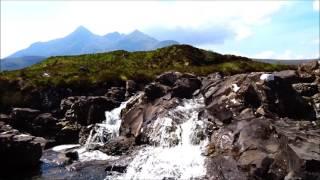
(70, 93, 143, 161)
(85, 93, 142, 147)
(108, 97, 208, 180)
(85, 101, 128, 147)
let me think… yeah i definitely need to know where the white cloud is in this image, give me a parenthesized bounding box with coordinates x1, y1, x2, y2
(254, 51, 276, 59)
(1, 1, 289, 58)
(314, 0, 320, 11)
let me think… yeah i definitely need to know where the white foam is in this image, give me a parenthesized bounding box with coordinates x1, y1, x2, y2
(52, 144, 80, 152)
(231, 84, 240, 92)
(76, 147, 114, 161)
(115, 97, 208, 180)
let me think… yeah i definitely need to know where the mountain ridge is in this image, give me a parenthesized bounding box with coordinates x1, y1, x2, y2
(7, 26, 179, 58)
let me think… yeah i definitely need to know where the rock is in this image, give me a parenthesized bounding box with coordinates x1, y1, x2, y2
(62, 96, 120, 125)
(172, 74, 201, 99)
(120, 96, 179, 139)
(205, 155, 247, 180)
(297, 61, 319, 83)
(0, 113, 11, 123)
(125, 80, 138, 99)
(55, 123, 80, 144)
(298, 61, 319, 74)
(155, 71, 182, 86)
(79, 125, 93, 145)
(292, 83, 318, 97)
(31, 113, 60, 137)
(10, 108, 41, 129)
(274, 70, 299, 83)
(205, 117, 320, 179)
(144, 82, 168, 101)
(105, 87, 125, 102)
(202, 72, 317, 122)
(65, 151, 79, 162)
(0, 122, 45, 176)
(99, 136, 135, 156)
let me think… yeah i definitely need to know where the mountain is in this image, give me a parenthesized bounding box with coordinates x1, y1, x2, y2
(7, 26, 179, 58)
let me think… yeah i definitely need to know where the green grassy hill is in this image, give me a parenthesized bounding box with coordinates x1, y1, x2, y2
(0, 45, 289, 87)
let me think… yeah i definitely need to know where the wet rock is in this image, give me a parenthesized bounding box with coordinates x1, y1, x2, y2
(10, 108, 41, 129)
(205, 155, 247, 180)
(205, 116, 320, 180)
(79, 125, 93, 145)
(274, 70, 299, 83)
(172, 74, 201, 99)
(105, 87, 125, 102)
(0, 113, 11, 123)
(61, 96, 120, 125)
(155, 71, 182, 86)
(54, 160, 109, 180)
(144, 82, 168, 101)
(125, 80, 138, 98)
(0, 122, 45, 176)
(292, 83, 318, 97)
(55, 123, 80, 144)
(99, 136, 135, 156)
(65, 151, 79, 162)
(31, 113, 61, 137)
(202, 72, 317, 122)
(120, 96, 179, 138)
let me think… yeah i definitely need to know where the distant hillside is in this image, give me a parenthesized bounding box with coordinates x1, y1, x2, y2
(1, 45, 289, 87)
(253, 58, 319, 65)
(1, 56, 45, 71)
(8, 26, 179, 58)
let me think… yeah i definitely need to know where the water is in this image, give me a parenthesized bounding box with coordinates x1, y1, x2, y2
(111, 97, 208, 180)
(85, 93, 142, 147)
(48, 95, 208, 179)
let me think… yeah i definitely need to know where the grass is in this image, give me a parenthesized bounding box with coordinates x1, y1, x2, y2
(0, 44, 290, 88)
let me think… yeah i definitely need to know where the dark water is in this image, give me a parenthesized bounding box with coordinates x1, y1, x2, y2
(0, 150, 108, 180)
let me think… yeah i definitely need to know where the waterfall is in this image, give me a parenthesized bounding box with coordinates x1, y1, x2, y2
(109, 97, 208, 180)
(85, 93, 142, 148)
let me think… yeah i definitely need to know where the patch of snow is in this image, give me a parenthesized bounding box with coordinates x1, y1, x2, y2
(260, 74, 274, 81)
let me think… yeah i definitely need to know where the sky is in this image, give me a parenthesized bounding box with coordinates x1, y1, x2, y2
(1, 0, 319, 59)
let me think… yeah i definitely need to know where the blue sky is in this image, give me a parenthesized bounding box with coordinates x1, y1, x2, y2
(1, 0, 319, 59)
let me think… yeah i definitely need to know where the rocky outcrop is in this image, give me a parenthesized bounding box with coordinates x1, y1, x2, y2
(200, 61, 320, 179)
(119, 72, 200, 139)
(61, 96, 120, 125)
(105, 87, 126, 102)
(204, 117, 320, 180)
(116, 62, 320, 179)
(10, 108, 41, 130)
(99, 136, 135, 156)
(0, 121, 46, 176)
(201, 71, 316, 123)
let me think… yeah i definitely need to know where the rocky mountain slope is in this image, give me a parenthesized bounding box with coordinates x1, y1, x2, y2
(0, 60, 319, 179)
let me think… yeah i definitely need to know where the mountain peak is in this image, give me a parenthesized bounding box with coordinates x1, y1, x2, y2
(70, 26, 93, 37)
(129, 29, 145, 36)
